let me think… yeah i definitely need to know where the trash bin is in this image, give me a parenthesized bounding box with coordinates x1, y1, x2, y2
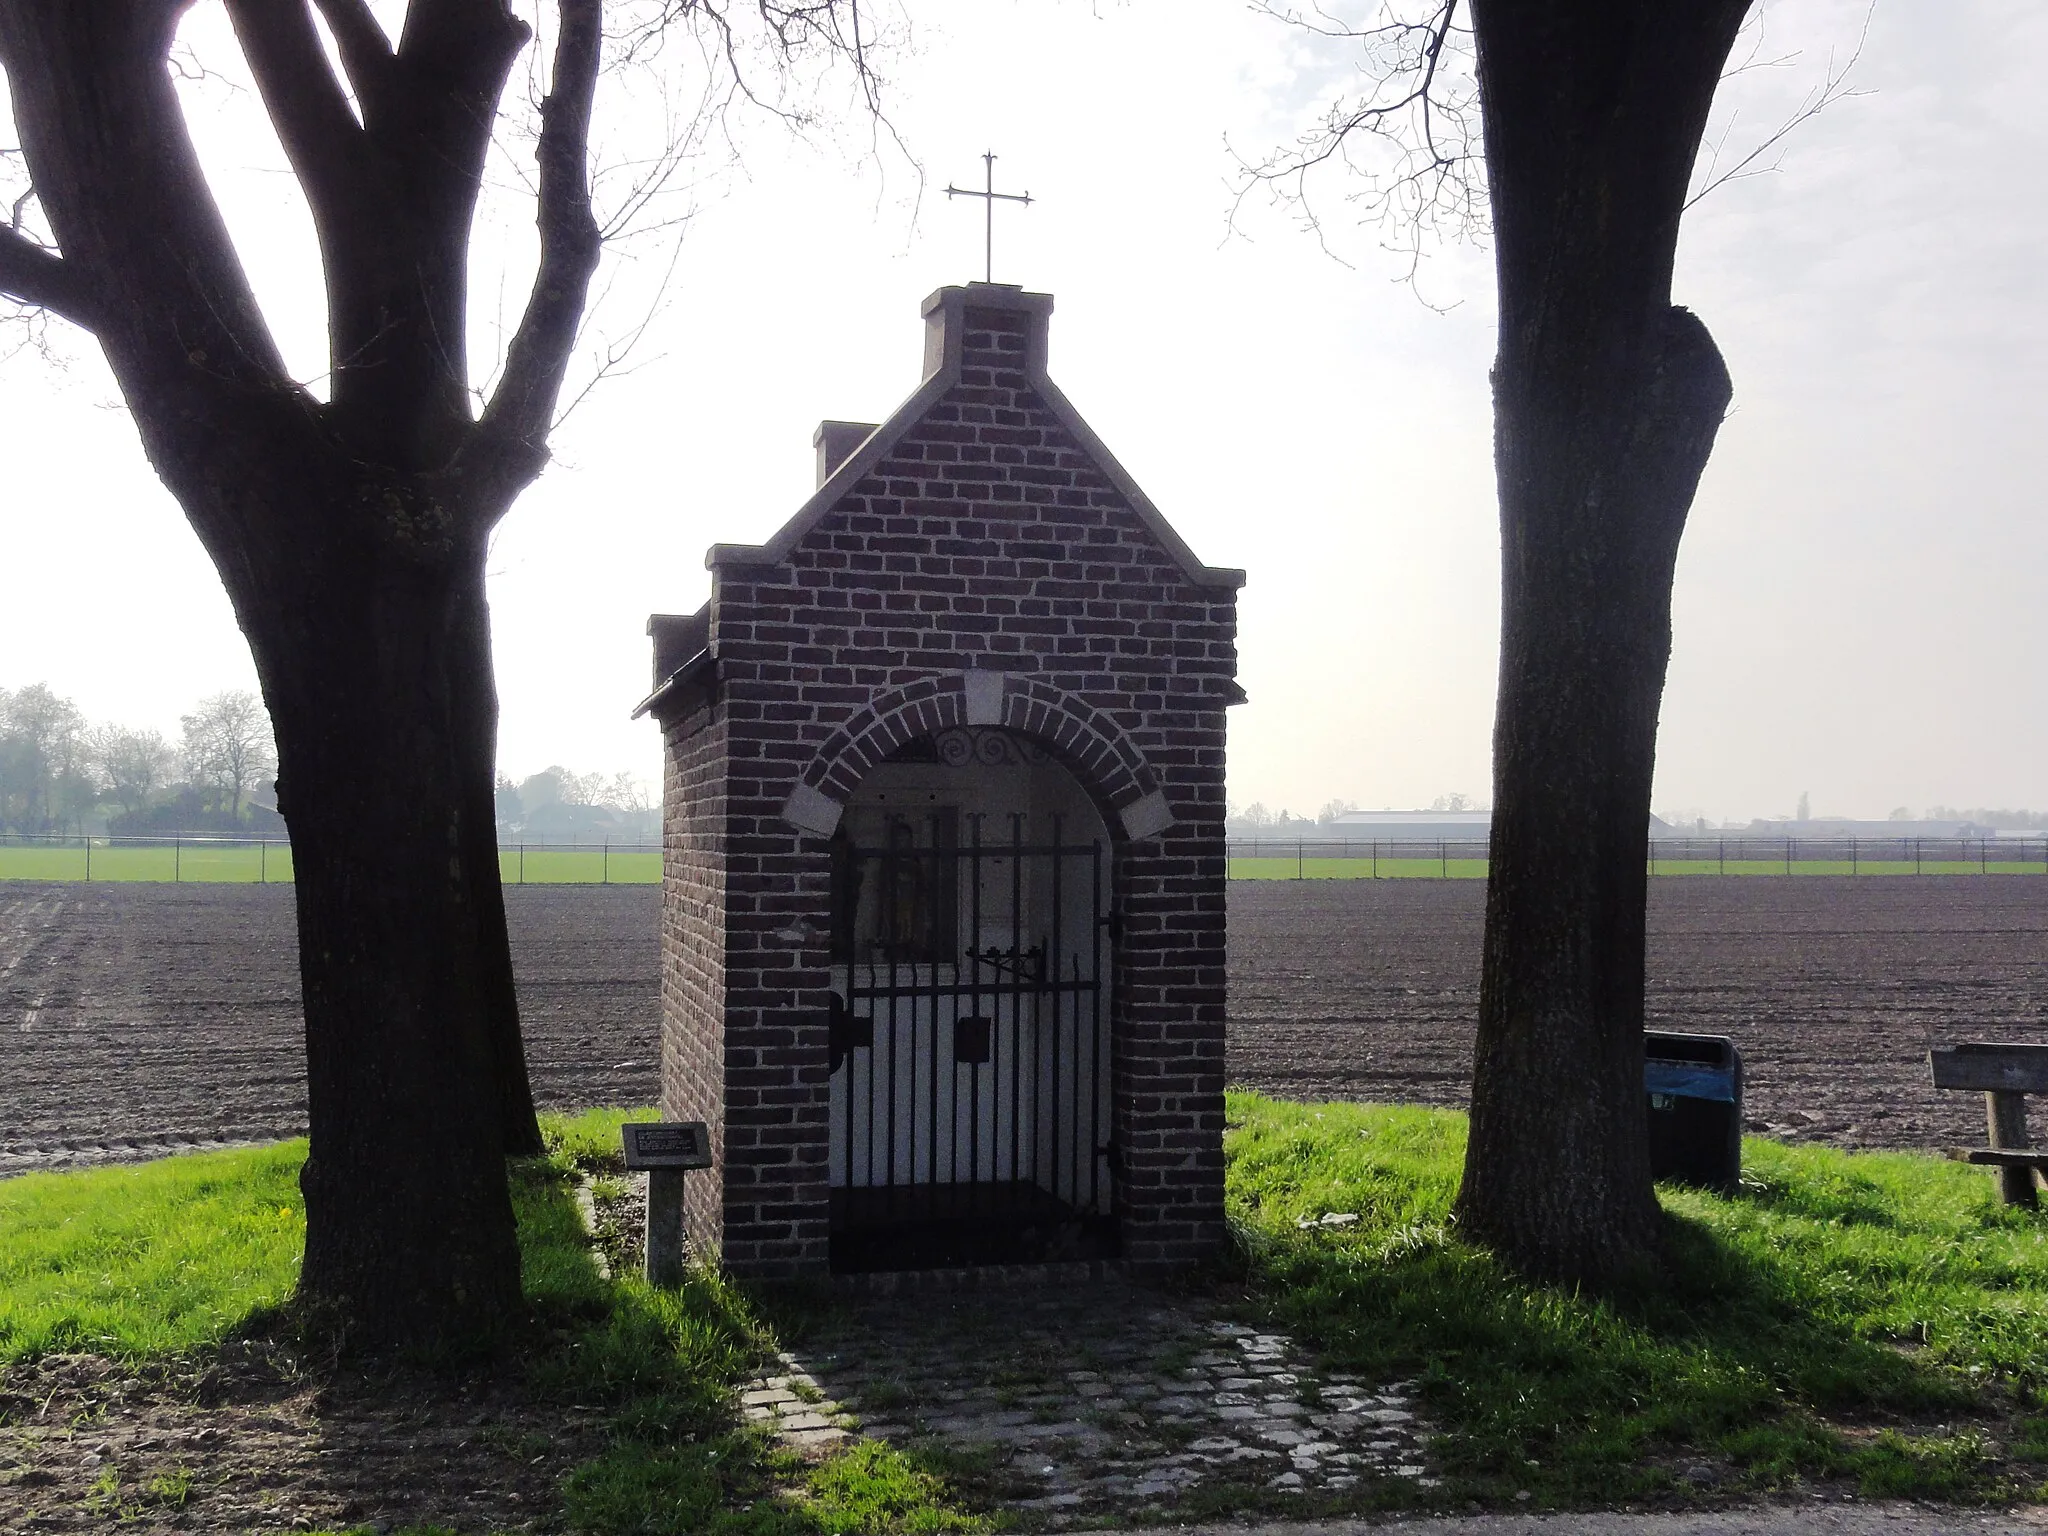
(1644, 1031, 1742, 1190)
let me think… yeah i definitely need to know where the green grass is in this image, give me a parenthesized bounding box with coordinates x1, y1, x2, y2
(500, 848, 660, 885)
(0, 1140, 307, 1360)
(9, 844, 2036, 885)
(1645, 859, 2045, 878)
(1225, 858, 2047, 880)
(0, 842, 296, 883)
(1228, 856, 1492, 879)
(0, 844, 659, 884)
(19, 1099, 2048, 1518)
(1227, 1091, 2048, 1506)
(0, 1109, 980, 1533)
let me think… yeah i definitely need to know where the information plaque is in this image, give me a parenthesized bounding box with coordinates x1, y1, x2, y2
(621, 1121, 713, 1171)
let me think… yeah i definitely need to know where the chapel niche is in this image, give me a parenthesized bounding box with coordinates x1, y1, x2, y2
(639, 280, 1242, 1280)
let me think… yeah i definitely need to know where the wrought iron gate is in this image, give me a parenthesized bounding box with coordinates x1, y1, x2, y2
(827, 812, 1115, 1269)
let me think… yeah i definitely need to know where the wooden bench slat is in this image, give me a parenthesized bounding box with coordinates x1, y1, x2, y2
(1928, 1044, 2048, 1094)
(1948, 1148, 2048, 1169)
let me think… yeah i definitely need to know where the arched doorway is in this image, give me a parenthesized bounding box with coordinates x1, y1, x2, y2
(826, 726, 1117, 1271)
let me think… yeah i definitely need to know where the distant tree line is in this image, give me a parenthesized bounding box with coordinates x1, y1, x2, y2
(0, 682, 278, 836)
(494, 766, 657, 844)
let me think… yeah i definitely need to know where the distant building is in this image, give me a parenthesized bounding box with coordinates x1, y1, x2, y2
(1322, 810, 1492, 841)
(1735, 817, 2010, 841)
(1234, 810, 1677, 842)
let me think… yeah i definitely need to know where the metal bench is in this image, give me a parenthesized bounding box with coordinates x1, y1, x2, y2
(1927, 1044, 2048, 1206)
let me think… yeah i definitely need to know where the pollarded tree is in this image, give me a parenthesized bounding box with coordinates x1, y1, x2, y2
(1458, 0, 1750, 1283)
(1241, 0, 1850, 1281)
(0, 1, 884, 1345)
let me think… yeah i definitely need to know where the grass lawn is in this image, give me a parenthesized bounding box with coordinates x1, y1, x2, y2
(0, 1111, 981, 1534)
(0, 845, 660, 884)
(0, 842, 296, 883)
(498, 848, 660, 885)
(10, 845, 2037, 885)
(1227, 1092, 2048, 1507)
(0, 1141, 307, 1360)
(1225, 858, 2047, 880)
(10, 1099, 2048, 1525)
(1228, 856, 1492, 880)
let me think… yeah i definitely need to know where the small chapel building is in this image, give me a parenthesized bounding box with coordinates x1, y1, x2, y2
(637, 281, 1243, 1279)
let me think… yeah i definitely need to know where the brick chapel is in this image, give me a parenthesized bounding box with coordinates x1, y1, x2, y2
(637, 281, 1243, 1279)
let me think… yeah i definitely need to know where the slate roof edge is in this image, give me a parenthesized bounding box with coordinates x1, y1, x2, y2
(630, 647, 713, 720)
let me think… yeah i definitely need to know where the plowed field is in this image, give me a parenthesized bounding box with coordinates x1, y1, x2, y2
(1228, 876, 2048, 1150)
(0, 884, 658, 1172)
(2, 877, 2041, 1172)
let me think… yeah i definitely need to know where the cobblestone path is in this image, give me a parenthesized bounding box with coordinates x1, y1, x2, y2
(742, 1278, 1435, 1523)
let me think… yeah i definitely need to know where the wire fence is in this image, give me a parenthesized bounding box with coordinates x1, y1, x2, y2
(5, 831, 2045, 884)
(1226, 836, 2048, 878)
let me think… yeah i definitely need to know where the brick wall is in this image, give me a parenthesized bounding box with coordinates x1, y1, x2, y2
(658, 703, 730, 1258)
(655, 283, 1239, 1277)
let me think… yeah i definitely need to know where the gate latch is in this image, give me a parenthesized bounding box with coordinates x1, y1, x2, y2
(954, 1015, 993, 1065)
(828, 994, 872, 1073)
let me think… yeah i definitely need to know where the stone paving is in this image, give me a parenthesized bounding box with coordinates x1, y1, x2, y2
(740, 1277, 1436, 1522)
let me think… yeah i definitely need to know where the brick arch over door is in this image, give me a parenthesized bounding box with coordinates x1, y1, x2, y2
(792, 671, 1174, 842)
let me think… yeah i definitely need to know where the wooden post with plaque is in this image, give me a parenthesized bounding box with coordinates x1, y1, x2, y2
(621, 1121, 713, 1286)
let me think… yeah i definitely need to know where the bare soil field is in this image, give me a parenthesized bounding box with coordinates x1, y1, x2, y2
(2, 876, 2042, 1170)
(0, 884, 658, 1172)
(1229, 876, 2048, 1151)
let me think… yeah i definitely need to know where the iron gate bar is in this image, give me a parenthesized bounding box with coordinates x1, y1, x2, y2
(832, 819, 1108, 1214)
(1090, 832, 1103, 1208)
(1051, 812, 1064, 1201)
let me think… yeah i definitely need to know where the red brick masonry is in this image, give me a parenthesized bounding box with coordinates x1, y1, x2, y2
(644, 282, 1243, 1277)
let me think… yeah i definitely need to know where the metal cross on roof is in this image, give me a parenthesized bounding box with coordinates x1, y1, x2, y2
(945, 152, 1033, 284)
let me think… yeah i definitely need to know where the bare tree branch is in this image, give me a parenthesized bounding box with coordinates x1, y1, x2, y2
(1685, 3, 1872, 210)
(1228, 0, 1485, 288)
(463, 0, 603, 512)
(223, 0, 366, 227)
(310, 0, 398, 116)
(0, 224, 97, 329)
(391, 0, 532, 154)
(1238, 0, 1869, 288)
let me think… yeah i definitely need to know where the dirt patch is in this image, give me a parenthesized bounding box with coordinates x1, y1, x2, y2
(3, 877, 2045, 1168)
(1227, 876, 2048, 1151)
(0, 1341, 610, 1534)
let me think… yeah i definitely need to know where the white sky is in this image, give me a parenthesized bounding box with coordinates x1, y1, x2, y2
(2, 1, 2043, 824)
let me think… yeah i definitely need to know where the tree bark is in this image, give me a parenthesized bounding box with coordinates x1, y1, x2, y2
(1454, 0, 1748, 1285)
(269, 538, 528, 1331)
(0, 0, 599, 1344)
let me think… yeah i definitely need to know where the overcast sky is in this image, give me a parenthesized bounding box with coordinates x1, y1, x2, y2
(2, 1, 2042, 824)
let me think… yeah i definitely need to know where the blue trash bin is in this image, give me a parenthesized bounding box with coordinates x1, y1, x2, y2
(1644, 1031, 1743, 1191)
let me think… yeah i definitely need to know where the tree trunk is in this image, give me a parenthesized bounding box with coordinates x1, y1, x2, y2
(0, 0, 604, 1346)
(1454, 0, 1748, 1285)
(262, 532, 533, 1337)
